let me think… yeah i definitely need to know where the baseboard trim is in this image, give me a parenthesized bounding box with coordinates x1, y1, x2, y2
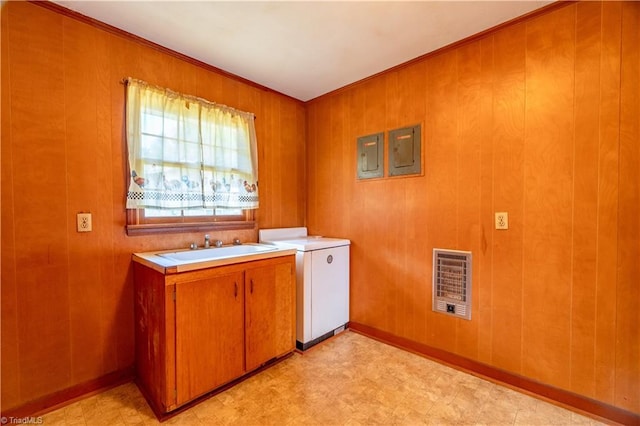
(1, 366, 135, 418)
(349, 322, 639, 426)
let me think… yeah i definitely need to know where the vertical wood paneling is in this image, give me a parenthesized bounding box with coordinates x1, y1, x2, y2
(346, 88, 367, 327)
(571, 0, 602, 399)
(455, 40, 482, 359)
(393, 62, 427, 343)
(106, 32, 140, 375)
(522, 5, 575, 389)
(424, 50, 458, 351)
(384, 72, 404, 336)
(1, 1, 306, 411)
(307, 95, 330, 231)
(254, 90, 272, 226)
(111, 34, 132, 370)
(4, 0, 638, 416)
(9, 2, 72, 400)
(278, 100, 305, 226)
(169, 55, 198, 96)
(357, 77, 388, 332)
(615, 1, 640, 413)
(258, 92, 281, 226)
(329, 92, 348, 234)
(94, 24, 115, 378)
(490, 22, 526, 374)
(476, 36, 495, 365)
(305, 99, 318, 231)
(296, 102, 307, 226)
(220, 77, 240, 109)
(306, 0, 638, 415)
(594, 1, 622, 405)
(63, 16, 105, 383)
(406, 65, 429, 344)
(1, 2, 20, 410)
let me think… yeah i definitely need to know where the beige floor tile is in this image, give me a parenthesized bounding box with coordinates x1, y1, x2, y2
(41, 332, 602, 426)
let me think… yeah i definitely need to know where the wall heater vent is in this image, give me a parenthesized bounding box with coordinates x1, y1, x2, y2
(432, 249, 472, 320)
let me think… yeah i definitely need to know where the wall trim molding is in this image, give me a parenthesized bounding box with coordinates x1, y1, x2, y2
(305, 1, 576, 103)
(29, 0, 304, 105)
(0, 366, 135, 419)
(349, 322, 639, 426)
(30, 0, 573, 107)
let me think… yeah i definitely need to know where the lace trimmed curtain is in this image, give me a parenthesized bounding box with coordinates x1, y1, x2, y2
(125, 78, 259, 210)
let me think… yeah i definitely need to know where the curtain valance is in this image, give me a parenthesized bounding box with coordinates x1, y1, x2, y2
(125, 78, 259, 210)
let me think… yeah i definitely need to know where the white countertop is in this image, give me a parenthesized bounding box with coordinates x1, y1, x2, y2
(132, 243, 297, 274)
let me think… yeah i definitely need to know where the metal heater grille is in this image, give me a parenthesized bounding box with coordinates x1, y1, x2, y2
(432, 249, 472, 320)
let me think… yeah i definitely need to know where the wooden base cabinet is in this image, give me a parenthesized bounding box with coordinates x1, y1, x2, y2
(134, 255, 295, 415)
(245, 260, 296, 372)
(175, 270, 245, 406)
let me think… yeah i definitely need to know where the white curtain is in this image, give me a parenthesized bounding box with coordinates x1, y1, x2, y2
(125, 78, 259, 210)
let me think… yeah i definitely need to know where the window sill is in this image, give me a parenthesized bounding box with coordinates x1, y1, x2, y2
(126, 221, 256, 236)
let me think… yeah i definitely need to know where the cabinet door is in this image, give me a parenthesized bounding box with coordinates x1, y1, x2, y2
(175, 272, 244, 405)
(245, 259, 295, 372)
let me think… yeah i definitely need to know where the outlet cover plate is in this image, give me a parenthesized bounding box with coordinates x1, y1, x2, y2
(495, 212, 508, 230)
(77, 213, 92, 232)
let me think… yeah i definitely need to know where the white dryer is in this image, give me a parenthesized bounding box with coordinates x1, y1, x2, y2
(259, 227, 350, 350)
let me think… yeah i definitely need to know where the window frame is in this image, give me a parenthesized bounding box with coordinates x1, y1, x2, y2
(124, 79, 258, 236)
(126, 208, 256, 236)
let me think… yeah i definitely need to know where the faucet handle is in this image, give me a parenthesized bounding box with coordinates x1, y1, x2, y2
(233, 238, 241, 245)
(215, 239, 223, 248)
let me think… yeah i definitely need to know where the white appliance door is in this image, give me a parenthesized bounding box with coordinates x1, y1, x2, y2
(310, 245, 349, 340)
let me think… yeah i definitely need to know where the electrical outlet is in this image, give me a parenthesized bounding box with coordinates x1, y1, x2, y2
(77, 213, 92, 232)
(495, 212, 508, 230)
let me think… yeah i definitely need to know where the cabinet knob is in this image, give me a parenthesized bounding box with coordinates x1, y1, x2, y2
(234, 282, 238, 298)
(250, 279, 254, 294)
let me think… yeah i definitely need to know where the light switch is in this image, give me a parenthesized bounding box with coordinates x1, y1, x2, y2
(77, 213, 92, 232)
(495, 212, 508, 230)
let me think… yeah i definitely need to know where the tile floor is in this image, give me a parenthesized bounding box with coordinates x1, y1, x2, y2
(42, 331, 606, 425)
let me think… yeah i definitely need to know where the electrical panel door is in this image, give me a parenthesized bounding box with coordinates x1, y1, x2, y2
(389, 124, 421, 176)
(357, 132, 384, 179)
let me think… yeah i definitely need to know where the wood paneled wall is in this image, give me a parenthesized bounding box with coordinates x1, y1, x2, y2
(307, 1, 639, 414)
(1, 1, 305, 411)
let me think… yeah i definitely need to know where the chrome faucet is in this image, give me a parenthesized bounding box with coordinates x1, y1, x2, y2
(214, 239, 223, 248)
(204, 234, 211, 248)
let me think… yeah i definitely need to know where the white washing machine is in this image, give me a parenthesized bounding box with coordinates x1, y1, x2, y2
(259, 227, 350, 350)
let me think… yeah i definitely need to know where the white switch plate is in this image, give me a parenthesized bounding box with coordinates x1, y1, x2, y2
(495, 212, 508, 230)
(77, 213, 92, 232)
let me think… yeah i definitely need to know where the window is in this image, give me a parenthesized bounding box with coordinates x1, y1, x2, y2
(125, 78, 259, 235)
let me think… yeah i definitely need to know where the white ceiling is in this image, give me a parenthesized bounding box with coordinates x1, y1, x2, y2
(54, 1, 553, 101)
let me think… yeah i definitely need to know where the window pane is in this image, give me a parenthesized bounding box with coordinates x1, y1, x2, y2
(163, 115, 178, 139)
(126, 79, 258, 215)
(145, 208, 182, 218)
(183, 117, 200, 143)
(183, 208, 214, 217)
(143, 207, 242, 218)
(215, 207, 242, 216)
(184, 141, 201, 164)
(141, 164, 164, 189)
(140, 134, 164, 161)
(141, 112, 163, 135)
